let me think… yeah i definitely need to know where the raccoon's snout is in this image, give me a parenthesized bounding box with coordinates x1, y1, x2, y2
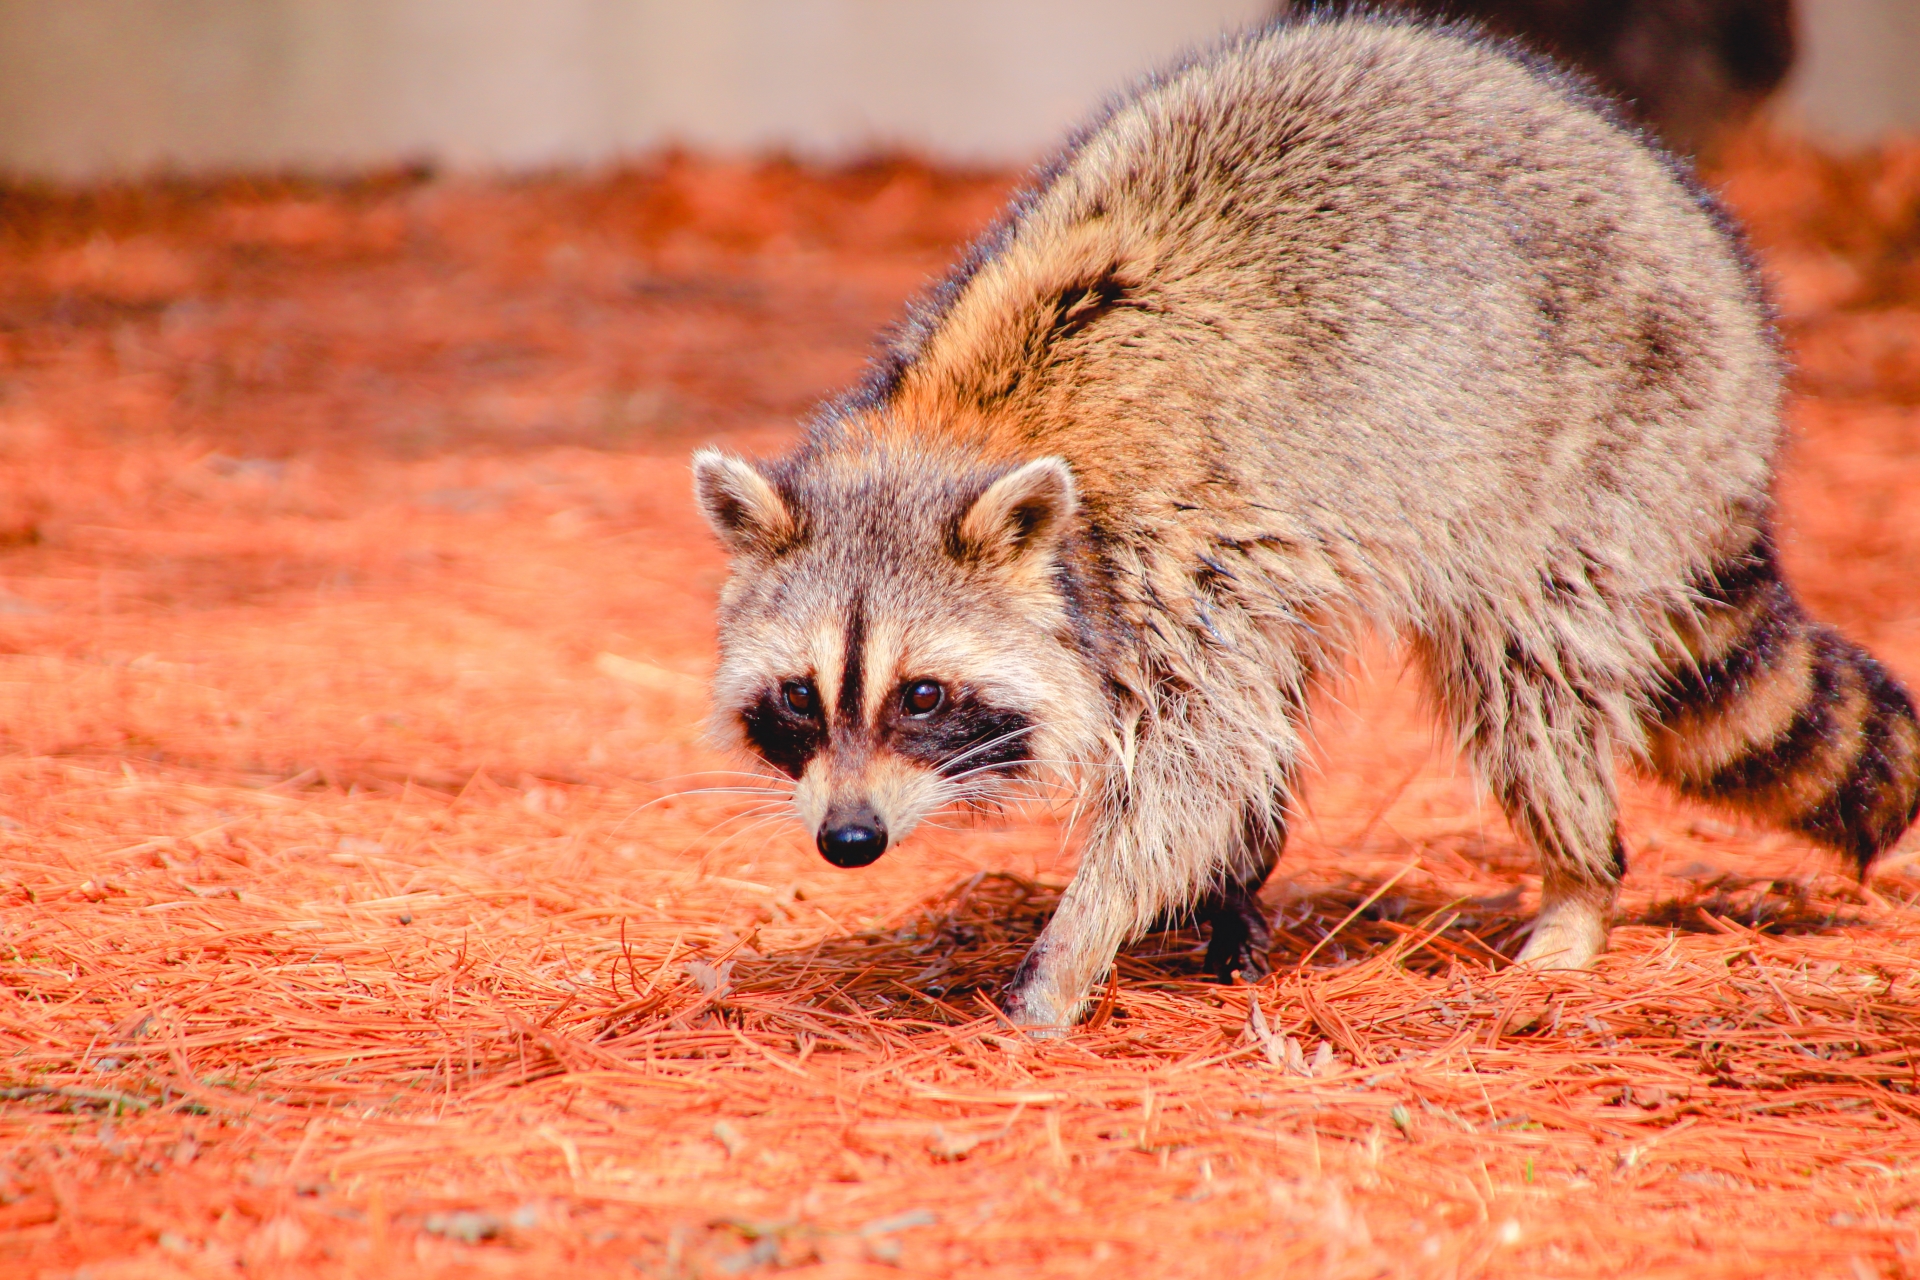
(817, 804, 888, 868)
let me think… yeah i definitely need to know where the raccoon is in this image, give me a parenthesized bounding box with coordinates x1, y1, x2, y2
(691, 12, 1920, 1031)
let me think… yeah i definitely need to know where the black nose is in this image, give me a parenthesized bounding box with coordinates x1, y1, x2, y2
(817, 811, 888, 867)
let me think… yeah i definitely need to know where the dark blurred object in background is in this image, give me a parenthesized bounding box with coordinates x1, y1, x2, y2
(1318, 0, 1797, 158)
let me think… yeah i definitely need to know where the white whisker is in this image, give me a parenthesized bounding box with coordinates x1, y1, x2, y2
(680, 802, 793, 846)
(621, 782, 795, 823)
(933, 724, 1041, 775)
(707, 812, 803, 856)
(640, 768, 794, 786)
(675, 806, 802, 861)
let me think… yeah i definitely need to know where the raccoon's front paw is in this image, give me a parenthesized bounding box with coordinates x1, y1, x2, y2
(999, 988, 1072, 1039)
(999, 946, 1076, 1038)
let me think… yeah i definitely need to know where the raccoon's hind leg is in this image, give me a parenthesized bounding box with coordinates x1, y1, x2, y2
(1414, 628, 1628, 970)
(1147, 809, 1284, 982)
(1643, 536, 1920, 871)
(1199, 809, 1283, 982)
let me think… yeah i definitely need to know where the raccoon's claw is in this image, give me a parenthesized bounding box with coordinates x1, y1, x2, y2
(998, 985, 1073, 1038)
(1000, 1003, 1071, 1039)
(1202, 888, 1274, 984)
(999, 942, 1075, 1037)
(1514, 894, 1609, 970)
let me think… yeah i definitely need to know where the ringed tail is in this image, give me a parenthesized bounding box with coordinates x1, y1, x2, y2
(1643, 534, 1920, 874)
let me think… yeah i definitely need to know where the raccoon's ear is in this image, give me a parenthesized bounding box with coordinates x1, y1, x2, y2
(956, 457, 1077, 567)
(692, 449, 797, 556)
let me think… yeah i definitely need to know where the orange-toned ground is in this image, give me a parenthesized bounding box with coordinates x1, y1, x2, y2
(2, 130, 1919, 1279)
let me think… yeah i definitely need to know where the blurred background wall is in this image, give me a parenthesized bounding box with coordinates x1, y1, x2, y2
(0, 0, 1269, 177)
(1787, 0, 1920, 144)
(0, 0, 1915, 180)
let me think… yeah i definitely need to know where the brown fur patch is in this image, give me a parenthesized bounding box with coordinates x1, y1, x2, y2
(1686, 577, 1783, 667)
(1649, 625, 1813, 781)
(1759, 652, 1874, 820)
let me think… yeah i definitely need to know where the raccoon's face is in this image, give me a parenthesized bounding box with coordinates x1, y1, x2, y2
(692, 445, 1103, 868)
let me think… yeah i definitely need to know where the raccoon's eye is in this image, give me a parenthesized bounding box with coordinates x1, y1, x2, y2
(781, 680, 817, 717)
(901, 679, 946, 718)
